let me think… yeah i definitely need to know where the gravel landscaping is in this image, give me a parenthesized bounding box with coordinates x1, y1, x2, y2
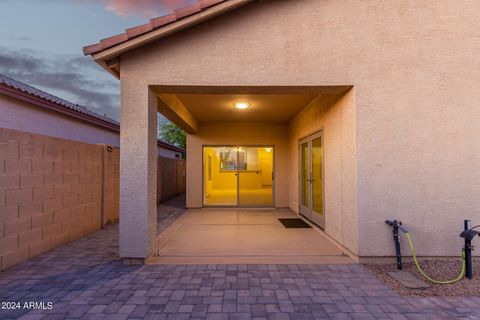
(365, 257, 480, 296)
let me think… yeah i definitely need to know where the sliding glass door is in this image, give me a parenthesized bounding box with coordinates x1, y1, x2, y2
(238, 147, 273, 206)
(203, 147, 238, 206)
(203, 146, 274, 207)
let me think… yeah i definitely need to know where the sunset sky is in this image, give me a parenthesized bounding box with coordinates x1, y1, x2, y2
(0, 0, 194, 121)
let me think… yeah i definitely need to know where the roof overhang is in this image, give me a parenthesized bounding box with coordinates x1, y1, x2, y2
(84, 0, 255, 79)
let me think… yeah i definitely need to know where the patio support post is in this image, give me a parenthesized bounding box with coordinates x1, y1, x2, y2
(119, 85, 158, 259)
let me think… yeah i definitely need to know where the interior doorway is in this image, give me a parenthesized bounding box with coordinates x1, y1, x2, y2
(299, 131, 325, 229)
(203, 146, 274, 207)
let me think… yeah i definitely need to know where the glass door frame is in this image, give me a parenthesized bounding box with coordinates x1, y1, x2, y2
(298, 130, 326, 229)
(202, 145, 275, 208)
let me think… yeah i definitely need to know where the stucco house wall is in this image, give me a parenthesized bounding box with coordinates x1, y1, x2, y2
(288, 89, 358, 255)
(0, 94, 120, 147)
(117, 0, 480, 257)
(157, 146, 180, 159)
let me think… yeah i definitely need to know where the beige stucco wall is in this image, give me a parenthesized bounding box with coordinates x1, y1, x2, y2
(0, 94, 120, 147)
(118, 83, 158, 258)
(157, 147, 182, 159)
(120, 0, 480, 257)
(186, 122, 288, 208)
(288, 89, 358, 255)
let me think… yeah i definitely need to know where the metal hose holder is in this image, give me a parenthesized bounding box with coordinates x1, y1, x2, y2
(459, 220, 479, 279)
(385, 220, 406, 270)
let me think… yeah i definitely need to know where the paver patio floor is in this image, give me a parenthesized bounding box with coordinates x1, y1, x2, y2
(0, 196, 479, 320)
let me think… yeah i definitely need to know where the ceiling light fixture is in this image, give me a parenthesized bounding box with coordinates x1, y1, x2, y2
(234, 101, 250, 110)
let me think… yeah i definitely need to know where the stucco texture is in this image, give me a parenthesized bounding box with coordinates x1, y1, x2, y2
(0, 95, 120, 147)
(119, 0, 480, 257)
(288, 90, 358, 255)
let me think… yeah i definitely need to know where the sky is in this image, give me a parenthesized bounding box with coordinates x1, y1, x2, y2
(0, 0, 194, 121)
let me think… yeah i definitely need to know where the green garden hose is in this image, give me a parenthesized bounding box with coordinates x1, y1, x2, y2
(404, 232, 466, 284)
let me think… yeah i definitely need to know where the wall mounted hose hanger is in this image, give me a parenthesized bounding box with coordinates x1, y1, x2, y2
(459, 220, 480, 279)
(385, 219, 478, 284)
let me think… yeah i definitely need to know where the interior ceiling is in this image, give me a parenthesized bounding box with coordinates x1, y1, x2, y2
(176, 94, 317, 122)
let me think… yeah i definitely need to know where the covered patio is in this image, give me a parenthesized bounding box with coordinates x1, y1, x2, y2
(150, 208, 353, 264)
(114, 84, 357, 261)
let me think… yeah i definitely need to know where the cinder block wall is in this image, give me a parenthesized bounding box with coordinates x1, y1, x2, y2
(0, 128, 185, 270)
(176, 160, 186, 195)
(0, 128, 103, 270)
(102, 146, 120, 226)
(157, 156, 186, 203)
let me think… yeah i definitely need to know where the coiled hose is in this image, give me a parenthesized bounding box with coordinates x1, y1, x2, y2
(404, 232, 466, 284)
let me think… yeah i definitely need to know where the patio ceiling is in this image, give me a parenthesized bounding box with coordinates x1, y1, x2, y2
(176, 93, 316, 122)
(153, 86, 352, 133)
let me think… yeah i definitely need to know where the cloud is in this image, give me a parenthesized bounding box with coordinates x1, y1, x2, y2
(0, 33, 34, 42)
(104, 0, 195, 18)
(0, 48, 120, 121)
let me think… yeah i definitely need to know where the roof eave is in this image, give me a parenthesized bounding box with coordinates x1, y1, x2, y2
(95, 59, 121, 80)
(88, 0, 254, 70)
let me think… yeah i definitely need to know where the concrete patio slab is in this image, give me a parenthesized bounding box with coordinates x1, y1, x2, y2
(150, 208, 354, 264)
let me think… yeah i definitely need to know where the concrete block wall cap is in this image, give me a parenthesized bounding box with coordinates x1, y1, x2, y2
(126, 23, 154, 39)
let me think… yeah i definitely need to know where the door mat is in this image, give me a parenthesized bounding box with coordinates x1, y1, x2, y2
(278, 218, 312, 229)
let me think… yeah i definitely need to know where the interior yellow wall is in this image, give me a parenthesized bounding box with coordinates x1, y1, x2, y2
(238, 171, 261, 190)
(212, 171, 236, 189)
(258, 149, 273, 186)
(187, 122, 288, 208)
(204, 147, 237, 191)
(288, 89, 358, 255)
